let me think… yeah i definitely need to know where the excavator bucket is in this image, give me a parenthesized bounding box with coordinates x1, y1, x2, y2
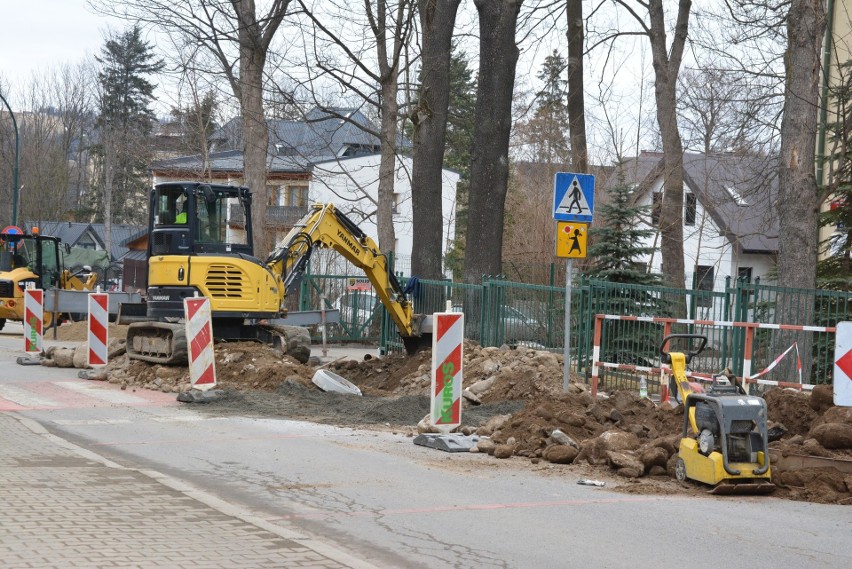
(709, 481, 776, 496)
(403, 333, 433, 355)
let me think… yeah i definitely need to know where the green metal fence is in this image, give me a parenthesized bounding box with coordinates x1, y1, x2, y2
(299, 272, 852, 385)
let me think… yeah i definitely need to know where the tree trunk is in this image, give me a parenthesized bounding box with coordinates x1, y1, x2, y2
(102, 127, 115, 269)
(775, 0, 825, 382)
(410, 0, 460, 279)
(777, 0, 825, 293)
(566, 0, 588, 173)
(236, 10, 270, 258)
(649, 0, 689, 304)
(463, 0, 522, 283)
(377, 79, 399, 255)
(231, 0, 290, 258)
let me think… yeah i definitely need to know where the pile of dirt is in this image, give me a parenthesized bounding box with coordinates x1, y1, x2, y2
(46, 321, 852, 504)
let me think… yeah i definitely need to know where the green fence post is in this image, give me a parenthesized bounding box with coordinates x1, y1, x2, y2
(298, 270, 310, 312)
(722, 276, 731, 368)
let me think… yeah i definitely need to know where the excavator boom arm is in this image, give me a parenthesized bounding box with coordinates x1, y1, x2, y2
(267, 204, 415, 338)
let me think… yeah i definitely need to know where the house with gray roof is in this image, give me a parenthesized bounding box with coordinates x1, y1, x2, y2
(605, 151, 778, 293)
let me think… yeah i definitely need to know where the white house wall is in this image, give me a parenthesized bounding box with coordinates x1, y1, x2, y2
(634, 179, 773, 291)
(309, 154, 458, 277)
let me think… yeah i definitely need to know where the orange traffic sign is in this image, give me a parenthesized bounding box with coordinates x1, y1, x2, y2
(556, 221, 588, 259)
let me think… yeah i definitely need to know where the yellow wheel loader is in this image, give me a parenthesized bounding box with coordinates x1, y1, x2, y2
(122, 182, 430, 365)
(661, 334, 775, 495)
(0, 230, 99, 331)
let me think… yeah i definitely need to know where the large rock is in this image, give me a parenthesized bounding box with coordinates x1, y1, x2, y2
(468, 376, 496, 395)
(477, 414, 511, 436)
(638, 446, 670, 472)
(493, 444, 514, 459)
(50, 347, 76, 368)
(576, 430, 641, 465)
(474, 438, 496, 455)
(809, 384, 834, 414)
(809, 423, 852, 450)
(606, 451, 644, 478)
(543, 444, 578, 464)
(73, 344, 88, 369)
(550, 429, 580, 449)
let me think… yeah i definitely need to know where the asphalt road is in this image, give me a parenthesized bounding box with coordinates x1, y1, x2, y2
(2, 324, 850, 569)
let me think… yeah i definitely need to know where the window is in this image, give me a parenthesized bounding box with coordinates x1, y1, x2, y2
(286, 185, 308, 207)
(392, 193, 400, 214)
(737, 266, 752, 283)
(696, 265, 715, 291)
(685, 193, 696, 226)
(695, 265, 715, 308)
(267, 186, 281, 207)
(652, 192, 662, 226)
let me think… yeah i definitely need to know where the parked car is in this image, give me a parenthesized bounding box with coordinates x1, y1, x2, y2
(452, 304, 547, 349)
(333, 290, 380, 336)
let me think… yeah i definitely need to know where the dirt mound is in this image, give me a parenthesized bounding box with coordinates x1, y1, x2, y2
(49, 327, 852, 505)
(52, 320, 129, 343)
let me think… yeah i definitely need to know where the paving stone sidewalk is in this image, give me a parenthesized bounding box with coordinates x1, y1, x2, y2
(0, 413, 371, 569)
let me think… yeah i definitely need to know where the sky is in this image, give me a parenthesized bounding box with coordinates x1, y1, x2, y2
(0, 0, 119, 91)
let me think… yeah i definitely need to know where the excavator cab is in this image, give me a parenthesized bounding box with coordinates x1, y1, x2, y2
(150, 183, 252, 257)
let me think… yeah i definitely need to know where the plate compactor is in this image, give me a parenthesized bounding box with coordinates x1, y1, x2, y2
(660, 334, 775, 495)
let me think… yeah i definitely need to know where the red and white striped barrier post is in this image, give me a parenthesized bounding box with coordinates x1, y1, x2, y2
(87, 292, 109, 367)
(431, 310, 464, 432)
(23, 288, 43, 353)
(184, 297, 216, 390)
(590, 315, 603, 398)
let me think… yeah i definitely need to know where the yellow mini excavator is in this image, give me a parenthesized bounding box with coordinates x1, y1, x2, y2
(0, 229, 99, 330)
(121, 182, 429, 364)
(660, 334, 775, 495)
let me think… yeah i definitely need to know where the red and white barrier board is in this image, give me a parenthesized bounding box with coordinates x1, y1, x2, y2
(87, 293, 109, 367)
(430, 311, 464, 432)
(23, 288, 43, 353)
(184, 297, 216, 390)
(834, 321, 852, 407)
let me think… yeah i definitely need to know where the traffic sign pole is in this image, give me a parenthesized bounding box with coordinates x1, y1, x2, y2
(553, 171, 595, 393)
(563, 260, 573, 392)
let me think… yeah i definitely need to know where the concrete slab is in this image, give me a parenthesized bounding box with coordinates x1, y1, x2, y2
(413, 433, 481, 452)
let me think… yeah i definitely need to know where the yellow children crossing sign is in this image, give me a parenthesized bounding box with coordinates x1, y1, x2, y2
(556, 221, 588, 258)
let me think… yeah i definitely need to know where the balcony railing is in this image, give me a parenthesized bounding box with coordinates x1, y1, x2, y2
(229, 204, 310, 228)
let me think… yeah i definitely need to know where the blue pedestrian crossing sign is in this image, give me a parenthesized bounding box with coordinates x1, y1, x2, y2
(553, 172, 594, 222)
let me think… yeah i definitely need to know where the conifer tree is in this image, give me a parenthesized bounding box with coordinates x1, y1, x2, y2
(587, 174, 660, 284)
(441, 47, 477, 278)
(93, 26, 163, 227)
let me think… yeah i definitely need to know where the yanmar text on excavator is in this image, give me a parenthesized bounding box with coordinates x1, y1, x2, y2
(120, 181, 431, 364)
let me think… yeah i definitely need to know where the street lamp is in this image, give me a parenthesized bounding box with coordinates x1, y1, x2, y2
(0, 91, 19, 227)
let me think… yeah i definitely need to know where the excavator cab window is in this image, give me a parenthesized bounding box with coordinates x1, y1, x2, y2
(150, 183, 252, 257)
(18, 237, 62, 289)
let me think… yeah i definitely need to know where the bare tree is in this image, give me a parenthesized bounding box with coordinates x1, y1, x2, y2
(463, 0, 523, 283)
(90, 0, 292, 256)
(409, 0, 461, 279)
(293, 0, 416, 254)
(609, 0, 690, 300)
(566, 0, 588, 172)
(777, 0, 825, 293)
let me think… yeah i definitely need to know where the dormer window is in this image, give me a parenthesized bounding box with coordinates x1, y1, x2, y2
(725, 186, 749, 206)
